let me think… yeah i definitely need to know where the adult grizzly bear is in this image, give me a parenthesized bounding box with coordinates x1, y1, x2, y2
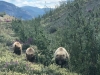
(54, 47, 70, 68)
(13, 41, 22, 55)
(26, 47, 35, 62)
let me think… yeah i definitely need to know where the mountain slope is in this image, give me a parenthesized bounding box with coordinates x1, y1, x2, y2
(0, 1, 33, 20)
(21, 6, 45, 18)
(41, 0, 100, 32)
(21, 6, 52, 18)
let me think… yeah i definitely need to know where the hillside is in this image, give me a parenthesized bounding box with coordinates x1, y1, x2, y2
(41, 0, 100, 32)
(1, 0, 100, 75)
(39, 0, 100, 75)
(0, 20, 79, 75)
(10, 0, 100, 75)
(0, 13, 14, 22)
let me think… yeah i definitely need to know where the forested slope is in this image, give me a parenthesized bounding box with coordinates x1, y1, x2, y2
(1, 0, 100, 75)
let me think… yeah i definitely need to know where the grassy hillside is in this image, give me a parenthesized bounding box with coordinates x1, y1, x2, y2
(0, 13, 14, 23)
(0, 17, 79, 74)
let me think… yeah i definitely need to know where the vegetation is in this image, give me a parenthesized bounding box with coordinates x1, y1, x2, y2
(0, 12, 6, 17)
(0, 0, 100, 75)
(0, 44, 77, 75)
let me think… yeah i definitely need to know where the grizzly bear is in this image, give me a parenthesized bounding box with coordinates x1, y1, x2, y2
(13, 41, 22, 55)
(54, 47, 70, 68)
(26, 47, 35, 62)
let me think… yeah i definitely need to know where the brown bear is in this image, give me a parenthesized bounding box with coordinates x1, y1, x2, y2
(26, 47, 35, 62)
(54, 47, 70, 68)
(13, 41, 22, 55)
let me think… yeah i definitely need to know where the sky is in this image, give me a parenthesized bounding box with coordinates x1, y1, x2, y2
(0, 0, 68, 8)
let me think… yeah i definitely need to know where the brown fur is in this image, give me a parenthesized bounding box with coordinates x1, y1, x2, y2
(54, 47, 69, 68)
(13, 41, 22, 55)
(26, 47, 35, 62)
